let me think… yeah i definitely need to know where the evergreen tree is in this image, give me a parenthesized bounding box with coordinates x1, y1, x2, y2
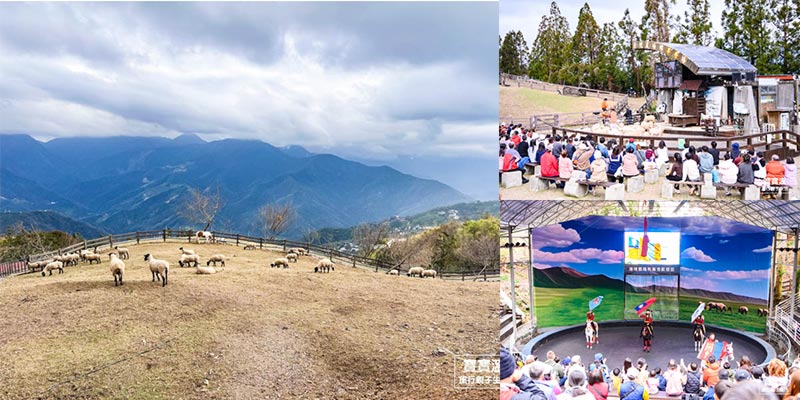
(529, 1, 572, 83)
(570, 3, 600, 87)
(675, 0, 714, 45)
(595, 23, 626, 91)
(619, 9, 642, 93)
(720, 0, 744, 54)
(741, 0, 778, 73)
(772, 0, 799, 73)
(499, 31, 528, 76)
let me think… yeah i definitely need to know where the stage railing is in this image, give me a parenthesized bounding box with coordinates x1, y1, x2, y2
(773, 307, 800, 349)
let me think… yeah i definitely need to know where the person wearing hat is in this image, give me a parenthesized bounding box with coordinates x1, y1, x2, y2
(586, 311, 599, 345)
(640, 310, 654, 353)
(618, 368, 648, 400)
(573, 143, 593, 172)
(601, 98, 608, 112)
(702, 355, 721, 387)
(733, 369, 751, 382)
(692, 314, 706, 352)
(500, 348, 548, 400)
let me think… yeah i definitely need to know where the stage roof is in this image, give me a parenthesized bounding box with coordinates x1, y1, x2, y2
(500, 201, 800, 233)
(633, 41, 757, 76)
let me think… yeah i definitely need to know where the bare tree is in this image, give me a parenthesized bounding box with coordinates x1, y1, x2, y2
(303, 228, 321, 245)
(0, 222, 74, 262)
(352, 222, 390, 258)
(180, 186, 225, 231)
(258, 203, 296, 239)
(379, 233, 435, 271)
(457, 235, 500, 277)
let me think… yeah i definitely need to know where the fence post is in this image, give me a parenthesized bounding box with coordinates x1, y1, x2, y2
(136, 232, 140, 245)
(163, 229, 166, 242)
(305, 241, 310, 253)
(463, 270, 465, 281)
(375, 263, 378, 273)
(352, 255, 356, 268)
(236, 234, 240, 247)
(83, 240, 87, 250)
(260, 238, 263, 249)
(283, 240, 287, 252)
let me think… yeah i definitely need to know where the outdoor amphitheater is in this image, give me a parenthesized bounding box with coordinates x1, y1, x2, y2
(0, 230, 497, 399)
(501, 200, 800, 399)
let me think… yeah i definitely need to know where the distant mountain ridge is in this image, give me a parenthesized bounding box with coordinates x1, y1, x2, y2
(535, 266, 767, 305)
(0, 134, 472, 237)
(0, 211, 107, 238)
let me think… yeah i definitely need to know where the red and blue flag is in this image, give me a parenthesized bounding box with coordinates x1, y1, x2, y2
(634, 297, 657, 315)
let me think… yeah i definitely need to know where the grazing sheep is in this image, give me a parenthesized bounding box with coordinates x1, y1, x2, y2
(270, 258, 290, 268)
(421, 269, 437, 278)
(84, 253, 102, 265)
(388, 269, 399, 275)
(195, 265, 218, 274)
(739, 306, 749, 315)
(65, 253, 80, 266)
(407, 266, 424, 277)
(206, 254, 225, 267)
(27, 259, 48, 271)
(178, 253, 200, 268)
(758, 308, 769, 317)
(108, 253, 125, 286)
(286, 253, 298, 263)
(314, 258, 334, 273)
(79, 249, 92, 261)
(288, 247, 307, 256)
(114, 246, 129, 259)
(179, 247, 196, 256)
(41, 260, 64, 276)
(144, 254, 169, 287)
(243, 244, 256, 250)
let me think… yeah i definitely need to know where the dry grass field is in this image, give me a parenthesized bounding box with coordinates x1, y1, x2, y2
(500, 86, 645, 119)
(0, 241, 496, 399)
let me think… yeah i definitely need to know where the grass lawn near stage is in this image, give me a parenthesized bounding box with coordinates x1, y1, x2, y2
(532, 287, 767, 333)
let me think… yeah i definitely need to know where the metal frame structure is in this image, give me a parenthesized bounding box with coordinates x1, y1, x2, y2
(501, 200, 800, 351)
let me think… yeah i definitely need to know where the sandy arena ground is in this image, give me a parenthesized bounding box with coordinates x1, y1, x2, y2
(0, 241, 496, 399)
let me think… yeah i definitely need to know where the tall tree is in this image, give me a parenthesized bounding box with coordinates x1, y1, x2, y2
(719, 0, 744, 54)
(642, 0, 675, 44)
(499, 31, 528, 76)
(674, 0, 714, 45)
(570, 3, 600, 87)
(595, 23, 626, 91)
(619, 9, 643, 93)
(772, 0, 800, 73)
(529, 1, 572, 83)
(257, 202, 296, 240)
(741, 0, 778, 73)
(353, 222, 390, 258)
(180, 186, 224, 231)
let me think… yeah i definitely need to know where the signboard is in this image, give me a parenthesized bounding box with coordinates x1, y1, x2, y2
(624, 232, 681, 265)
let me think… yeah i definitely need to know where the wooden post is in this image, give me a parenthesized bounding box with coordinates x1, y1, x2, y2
(283, 240, 286, 251)
(162, 229, 166, 242)
(260, 238, 263, 249)
(352, 256, 356, 268)
(236, 234, 240, 247)
(136, 232, 140, 245)
(83, 240, 87, 250)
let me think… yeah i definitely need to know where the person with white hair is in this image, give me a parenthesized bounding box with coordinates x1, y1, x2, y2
(766, 153, 786, 187)
(557, 369, 596, 400)
(528, 361, 558, 400)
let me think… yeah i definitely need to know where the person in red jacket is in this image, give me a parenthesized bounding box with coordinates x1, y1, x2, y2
(539, 146, 560, 189)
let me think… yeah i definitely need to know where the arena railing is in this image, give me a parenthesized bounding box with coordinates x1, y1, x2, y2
(1, 229, 499, 282)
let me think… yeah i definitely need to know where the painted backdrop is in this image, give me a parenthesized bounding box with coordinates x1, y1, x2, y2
(531, 216, 772, 333)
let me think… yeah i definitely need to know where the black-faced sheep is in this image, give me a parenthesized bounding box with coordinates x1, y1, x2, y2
(144, 254, 169, 287)
(314, 259, 334, 273)
(288, 247, 307, 256)
(388, 269, 399, 275)
(26, 260, 47, 272)
(64, 253, 80, 266)
(270, 258, 290, 268)
(42, 260, 64, 276)
(407, 267, 424, 277)
(114, 246, 129, 259)
(108, 253, 125, 286)
(179, 247, 195, 256)
(178, 253, 200, 268)
(421, 269, 437, 278)
(206, 254, 225, 267)
(243, 244, 256, 250)
(84, 253, 102, 265)
(286, 253, 298, 263)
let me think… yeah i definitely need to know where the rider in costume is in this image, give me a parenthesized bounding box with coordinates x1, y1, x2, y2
(640, 310, 654, 352)
(587, 310, 599, 345)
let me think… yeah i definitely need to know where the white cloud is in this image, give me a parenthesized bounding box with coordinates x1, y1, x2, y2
(681, 246, 716, 263)
(753, 245, 772, 253)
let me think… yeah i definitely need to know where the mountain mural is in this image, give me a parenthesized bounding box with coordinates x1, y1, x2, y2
(535, 266, 767, 306)
(0, 134, 472, 237)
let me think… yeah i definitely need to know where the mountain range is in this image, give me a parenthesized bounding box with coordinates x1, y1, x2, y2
(534, 266, 767, 305)
(0, 134, 472, 237)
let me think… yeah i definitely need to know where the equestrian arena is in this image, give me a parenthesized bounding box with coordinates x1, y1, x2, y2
(0, 240, 496, 399)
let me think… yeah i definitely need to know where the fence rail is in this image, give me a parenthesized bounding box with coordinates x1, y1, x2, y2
(500, 73, 629, 101)
(3, 229, 499, 281)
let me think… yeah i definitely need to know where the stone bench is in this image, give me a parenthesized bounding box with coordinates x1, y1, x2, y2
(500, 170, 523, 188)
(661, 180, 705, 198)
(523, 162, 540, 176)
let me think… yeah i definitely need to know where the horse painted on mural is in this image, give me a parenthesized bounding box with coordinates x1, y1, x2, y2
(585, 320, 598, 349)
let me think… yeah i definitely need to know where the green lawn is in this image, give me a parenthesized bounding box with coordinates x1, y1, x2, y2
(499, 86, 645, 117)
(532, 287, 767, 333)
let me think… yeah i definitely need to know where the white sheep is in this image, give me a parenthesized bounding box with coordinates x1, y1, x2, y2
(108, 253, 125, 286)
(41, 260, 64, 276)
(422, 269, 437, 278)
(114, 246, 129, 259)
(288, 247, 307, 256)
(206, 254, 225, 267)
(179, 247, 196, 256)
(27, 260, 47, 272)
(178, 253, 200, 268)
(195, 265, 218, 274)
(144, 253, 169, 287)
(286, 253, 298, 263)
(84, 253, 102, 265)
(65, 253, 80, 266)
(243, 244, 257, 250)
(314, 258, 334, 273)
(407, 266, 424, 277)
(270, 258, 290, 268)
(388, 269, 399, 275)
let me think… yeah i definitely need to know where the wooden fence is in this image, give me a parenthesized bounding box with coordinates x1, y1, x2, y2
(3, 229, 499, 281)
(500, 73, 629, 101)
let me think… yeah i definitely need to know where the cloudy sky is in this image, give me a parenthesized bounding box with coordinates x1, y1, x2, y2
(533, 216, 772, 300)
(0, 2, 498, 199)
(501, 0, 726, 45)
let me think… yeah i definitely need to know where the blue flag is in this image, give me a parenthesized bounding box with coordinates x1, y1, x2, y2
(589, 296, 604, 311)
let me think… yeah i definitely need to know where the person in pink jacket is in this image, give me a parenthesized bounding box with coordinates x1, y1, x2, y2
(621, 147, 640, 178)
(784, 158, 797, 187)
(559, 150, 574, 180)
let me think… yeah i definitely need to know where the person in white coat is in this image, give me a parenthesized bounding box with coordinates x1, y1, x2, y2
(718, 154, 738, 196)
